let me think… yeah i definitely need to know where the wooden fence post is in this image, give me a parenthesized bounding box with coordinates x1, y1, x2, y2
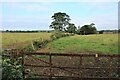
(79, 56, 82, 78)
(31, 40, 35, 51)
(49, 54, 52, 80)
(95, 54, 99, 77)
(22, 52, 25, 80)
(109, 56, 113, 77)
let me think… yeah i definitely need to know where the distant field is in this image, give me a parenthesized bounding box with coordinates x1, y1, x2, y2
(38, 34, 119, 54)
(2, 32, 51, 48)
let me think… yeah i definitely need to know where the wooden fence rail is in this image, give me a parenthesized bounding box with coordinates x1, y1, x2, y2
(22, 52, 120, 80)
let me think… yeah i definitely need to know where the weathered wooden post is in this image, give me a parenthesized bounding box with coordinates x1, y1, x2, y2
(79, 55, 82, 78)
(109, 56, 113, 77)
(49, 53, 52, 80)
(95, 54, 99, 77)
(22, 52, 25, 79)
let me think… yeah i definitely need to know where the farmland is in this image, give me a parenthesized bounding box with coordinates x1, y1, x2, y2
(2, 32, 119, 79)
(37, 34, 119, 54)
(2, 32, 51, 48)
(2, 32, 119, 54)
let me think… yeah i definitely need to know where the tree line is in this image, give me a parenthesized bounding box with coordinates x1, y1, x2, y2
(2, 30, 52, 33)
(49, 12, 120, 34)
(49, 12, 97, 35)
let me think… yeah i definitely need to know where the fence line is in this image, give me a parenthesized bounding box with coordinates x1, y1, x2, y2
(23, 52, 120, 79)
(24, 52, 120, 57)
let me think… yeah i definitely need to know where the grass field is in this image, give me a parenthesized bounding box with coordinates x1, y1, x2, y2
(38, 34, 119, 54)
(2, 32, 51, 48)
(2, 33, 119, 54)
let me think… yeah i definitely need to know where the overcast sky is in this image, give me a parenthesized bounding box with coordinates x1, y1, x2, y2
(1, 0, 119, 30)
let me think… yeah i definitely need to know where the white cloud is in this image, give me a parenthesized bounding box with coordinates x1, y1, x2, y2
(1, 1, 118, 30)
(71, 13, 118, 30)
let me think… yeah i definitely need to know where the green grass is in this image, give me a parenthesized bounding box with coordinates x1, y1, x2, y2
(2, 32, 119, 54)
(2, 32, 51, 48)
(44, 34, 118, 54)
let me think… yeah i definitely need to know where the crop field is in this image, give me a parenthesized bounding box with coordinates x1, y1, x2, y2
(2, 32, 51, 48)
(37, 34, 119, 54)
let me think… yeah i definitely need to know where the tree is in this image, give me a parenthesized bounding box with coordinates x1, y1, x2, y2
(119, 29, 120, 33)
(80, 25, 89, 35)
(99, 30, 104, 34)
(6, 30, 9, 32)
(79, 23, 97, 35)
(90, 23, 97, 34)
(65, 23, 77, 33)
(50, 12, 71, 31)
(76, 26, 81, 35)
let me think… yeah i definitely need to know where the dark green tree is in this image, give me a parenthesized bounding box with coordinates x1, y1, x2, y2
(50, 12, 71, 31)
(65, 23, 77, 33)
(118, 29, 120, 33)
(79, 23, 97, 35)
(90, 23, 97, 34)
(99, 30, 104, 34)
(76, 26, 81, 35)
